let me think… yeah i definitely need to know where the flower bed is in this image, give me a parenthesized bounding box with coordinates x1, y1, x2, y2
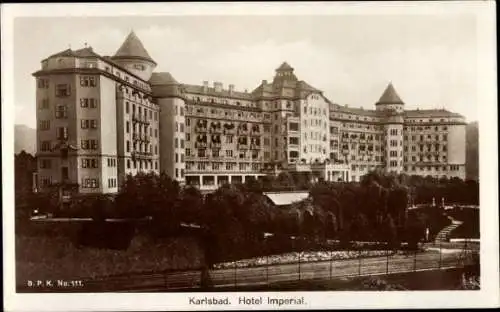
(213, 249, 401, 269)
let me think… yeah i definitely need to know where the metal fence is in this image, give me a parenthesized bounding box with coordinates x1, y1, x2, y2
(43, 239, 476, 292)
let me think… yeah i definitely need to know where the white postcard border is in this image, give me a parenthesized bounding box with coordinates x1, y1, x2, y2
(2, 2, 498, 311)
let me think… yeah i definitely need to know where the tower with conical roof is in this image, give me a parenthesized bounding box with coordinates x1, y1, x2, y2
(111, 30, 157, 81)
(376, 83, 405, 174)
(375, 82, 405, 113)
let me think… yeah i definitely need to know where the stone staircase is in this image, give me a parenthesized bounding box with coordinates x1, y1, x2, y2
(434, 216, 463, 243)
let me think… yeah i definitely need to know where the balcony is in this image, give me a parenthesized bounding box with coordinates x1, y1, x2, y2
(209, 127, 223, 134)
(132, 114, 150, 125)
(195, 127, 208, 133)
(250, 144, 261, 150)
(237, 143, 249, 150)
(132, 150, 153, 159)
(195, 142, 208, 148)
(223, 128, 236, 135)
(210, 142, 222, 149)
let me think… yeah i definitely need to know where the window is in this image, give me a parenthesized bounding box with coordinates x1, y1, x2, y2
(39, 98, 49, 109)
(175, 153, 179, 163)
(134, 64, 145, 70)
(289, 151, 299, 158)
(126, 140, 130, 152)
(186, 148, 191, 156)
(39, 120, 50, 131)
(55, 84, 71, 97)
(39, 159, 52, 169)
(81, 119, 97, 129)
(80, 98, 98, 108)
(289, 137, 299, 145)
(175, 138, 178, 148)
(226, 150, 233, 157)
(80, 76, 97, 87)
(180, 123, 184, 132)
(180, 139, 185, 149)
(56, 127, 68, 140)
(83, 178, 99, 188)
(82, 158, 99, 168)
(126, 121, 130, 133)
(55, 105, 68, 119)
(289, 122, 299, 131)
(40, 176, 52, 187)
(81, 140, 89, 150)
(61, 167, 69, 180)
(80, 98, 88, 108)
(37, 78, 49, 89)
(81, 140, 98, 150)
(180, 107, 184, 116)
(226, 135, 233, 144)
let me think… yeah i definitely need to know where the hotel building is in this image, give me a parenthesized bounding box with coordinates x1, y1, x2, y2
(33, 31, 466, 194)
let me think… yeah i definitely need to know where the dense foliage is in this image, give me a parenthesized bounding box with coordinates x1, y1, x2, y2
(19, 170, 479, 263)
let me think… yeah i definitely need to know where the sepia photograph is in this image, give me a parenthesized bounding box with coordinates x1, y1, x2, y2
(2, 2, 498, 311)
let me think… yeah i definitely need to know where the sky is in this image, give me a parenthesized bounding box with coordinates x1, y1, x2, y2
(14, 14, 478, 128)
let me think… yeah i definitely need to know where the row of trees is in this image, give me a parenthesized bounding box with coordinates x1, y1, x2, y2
(361, 170, 479, 205)
(21, 170, 478, 261)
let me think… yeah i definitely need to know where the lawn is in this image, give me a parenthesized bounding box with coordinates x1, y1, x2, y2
(16, 233, 205, 285)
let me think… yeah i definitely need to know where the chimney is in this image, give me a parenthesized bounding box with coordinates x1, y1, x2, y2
(229, 84, 235, 94)
(203, 81, 208, 93)
(262, 80, 267, 85)
(214, 81, 223, 92)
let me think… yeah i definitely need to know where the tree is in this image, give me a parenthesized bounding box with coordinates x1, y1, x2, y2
(275, 172, 295, 191)
(387, 186, 409, 226)
(383, 214, 399, 249)
(325, 211, 339, 239)
(179, 186, 204, 224)
(115, 172, 181, 236)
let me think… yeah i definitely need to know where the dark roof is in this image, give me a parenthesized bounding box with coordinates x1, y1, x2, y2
(44, 47, 100, 61)
(276, 62, 294, 71)
(39, 46, 151, 84)
(112, 31, 156, 64)
(149, 72, 178, 85)
(376, 83, 404, 105)
(404, 109, 464, 118)
(330, 103, 381, 117)
(46, 48, 74, 59)
(182, 84, 253, 100)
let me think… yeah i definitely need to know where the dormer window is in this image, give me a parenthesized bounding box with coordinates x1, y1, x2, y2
(134, 64, 145, 71)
